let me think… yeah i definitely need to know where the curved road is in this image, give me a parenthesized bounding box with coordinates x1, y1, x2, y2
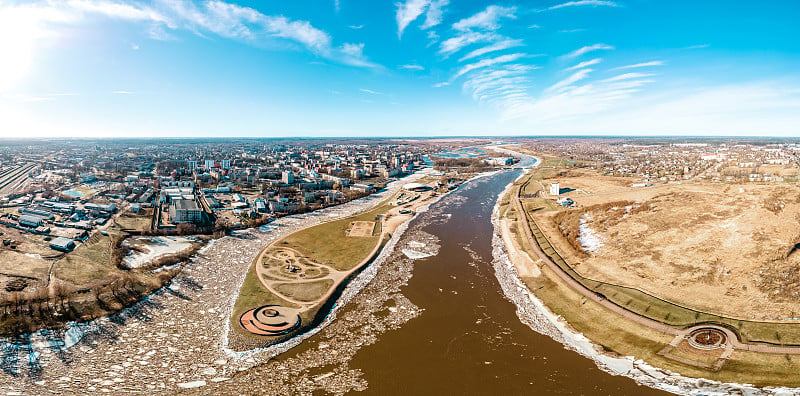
(509, 161, 800, 355)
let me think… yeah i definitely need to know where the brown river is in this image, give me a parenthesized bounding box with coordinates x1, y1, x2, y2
(234, 170, 670, 395)
(347, 171, 666, 395)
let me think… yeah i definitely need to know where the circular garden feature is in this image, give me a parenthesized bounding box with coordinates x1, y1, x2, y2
(239, 305, 301, 336)
(687, 327, 727, 350)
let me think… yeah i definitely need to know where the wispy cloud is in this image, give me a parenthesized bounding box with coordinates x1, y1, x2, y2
(452, 53, 528, 80)
(433, 81, 450, 88)
(559, 28, 586, 33)
(359, 88, 382, 95)
(565, 58, 602, 71)
(611, 60, 664, 70)
(400, 64, 425, 70)
(348, 24, 363, 29)
(528, 24, 542, 29)
(548, 68, 594, 93)
(9, 0, 379, 69)
(459, 39, 524, 62)
(112, 90, 135, 94)
(685, 44, 710, 49)
(452, 5, 516, 32)
(562, 43, 614, 58)
(548, 82, 800, 135)
(421, 0, 449, 29)
(439, 31, 501, 56)
(600, 72, 655, 83)
(396, 0, 429, 38)
(541, 0, 620, 11)
(461, 63, 537, 113)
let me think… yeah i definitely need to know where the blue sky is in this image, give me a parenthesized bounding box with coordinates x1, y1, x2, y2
(0, 0, 799, 137)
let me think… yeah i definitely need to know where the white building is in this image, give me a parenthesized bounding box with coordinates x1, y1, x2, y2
(169, 198, 203, 224)
(550, 182, 560, 196)
(282, 170, 294, 185)
(204, 159, 215, 169)
(221, 159, 231, 169)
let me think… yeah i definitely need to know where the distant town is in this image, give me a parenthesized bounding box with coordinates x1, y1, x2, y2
(0, 139, 445, 253)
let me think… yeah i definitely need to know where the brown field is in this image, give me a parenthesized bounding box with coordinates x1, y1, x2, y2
(347, 221, 376, 237)
(536, 170, 800, 321)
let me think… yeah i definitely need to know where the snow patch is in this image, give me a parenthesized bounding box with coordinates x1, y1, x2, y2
(579, 215, 604, 253)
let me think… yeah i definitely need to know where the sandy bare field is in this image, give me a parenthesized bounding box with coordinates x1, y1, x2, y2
(543, 173, 800, 320)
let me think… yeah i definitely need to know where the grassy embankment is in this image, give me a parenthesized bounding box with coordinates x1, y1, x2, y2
(231, 197, 393, 337)
(504, 152, 800, 387)
(0, 232, 183, 335)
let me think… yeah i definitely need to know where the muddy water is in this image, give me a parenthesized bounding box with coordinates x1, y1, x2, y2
(348, 171, 668, 395)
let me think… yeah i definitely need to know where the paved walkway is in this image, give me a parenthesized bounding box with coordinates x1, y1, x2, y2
(510, 171, 800, 355)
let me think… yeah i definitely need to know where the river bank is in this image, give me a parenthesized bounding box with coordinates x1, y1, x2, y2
(0, 167, 440, 394)
(492, 152, 800, 396)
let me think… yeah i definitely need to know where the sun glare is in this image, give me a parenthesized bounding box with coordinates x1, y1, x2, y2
(0, 10, 38, 91)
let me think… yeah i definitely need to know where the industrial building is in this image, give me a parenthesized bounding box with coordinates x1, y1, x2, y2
(50, 237, 76, 252)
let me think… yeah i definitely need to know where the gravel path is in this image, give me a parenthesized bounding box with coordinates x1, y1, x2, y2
(0, 170, 435, 395)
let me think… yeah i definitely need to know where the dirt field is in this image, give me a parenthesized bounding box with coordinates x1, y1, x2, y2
(539, 171, 800, 320)
(348, 221, 376, 237)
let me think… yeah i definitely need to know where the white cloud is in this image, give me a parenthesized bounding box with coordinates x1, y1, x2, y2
(359, 88, 382, 95)
(563, 43, 614, 58)
(458, 39, 524, 62)
(68, 0, 173, 25)
(396, 0, 429, 38)
(433, 82, 450, 88)
(543, 0, 620, 11)
(528, 24, 542, 29)
(400, 64, 425, 70)
(426, 30, 440, 46)
(422, 0, 449, 29)
(533, 82, 800, 135)
(131, 43, 140, 50)
(685, 44, 710, 49)
(611, 60, 664, 70)
(600, 72, 655, 83)
(461, 64, 536, 111)
(18, 0, 380, 69)
(452, 5, 516, 32)
(452, 53, 527, 80)
(112, 90, 135, 94)
(439, 31, 501, 56)
(348, 24, 364, 29)
(565, 58, 602, 71)
(547, 68, 594, 93)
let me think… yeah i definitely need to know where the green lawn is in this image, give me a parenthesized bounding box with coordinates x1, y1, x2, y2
(231, 195, 396, 338)
(279, 202, 389, 271)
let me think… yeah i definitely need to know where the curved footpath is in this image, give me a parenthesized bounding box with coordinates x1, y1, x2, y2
(510, 168, 800, 355)
(0, 167, 437, 394)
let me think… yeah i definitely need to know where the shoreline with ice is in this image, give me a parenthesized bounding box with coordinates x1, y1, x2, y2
(0, 166, 441, 394)
(222, 165, 505, 359)
(489, 156, 800, 396)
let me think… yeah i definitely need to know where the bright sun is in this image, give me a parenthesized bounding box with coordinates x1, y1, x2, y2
(0, 9, 38, 91)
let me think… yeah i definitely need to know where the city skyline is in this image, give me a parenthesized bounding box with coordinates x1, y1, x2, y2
(1, 0, 799, 137)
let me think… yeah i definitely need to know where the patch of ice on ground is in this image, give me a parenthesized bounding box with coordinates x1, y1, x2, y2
(123, 236, 193, 268)
(578, 215, 604, 253)
(63, 322, 97, 349)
